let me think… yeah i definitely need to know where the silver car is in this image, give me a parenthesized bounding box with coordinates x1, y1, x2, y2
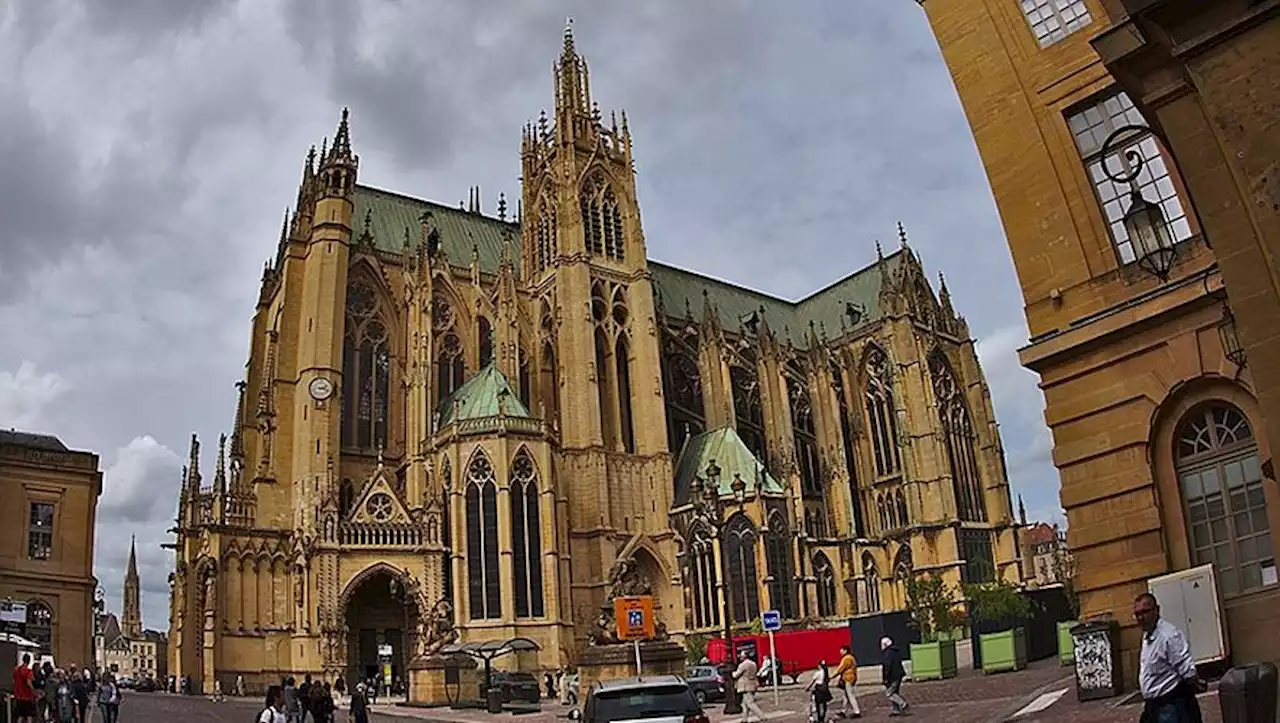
(569, 675, 708, 723)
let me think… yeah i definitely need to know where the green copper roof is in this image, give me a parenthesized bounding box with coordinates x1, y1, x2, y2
(672, 426, 783, 507)
(352, 185, 521, 275)
(437, 363, 531, 428)
(351, 183, 910, 345)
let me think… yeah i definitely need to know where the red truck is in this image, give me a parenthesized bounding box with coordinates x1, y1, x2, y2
(705, 627, 850, 683)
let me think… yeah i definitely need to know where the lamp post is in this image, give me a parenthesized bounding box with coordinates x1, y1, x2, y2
(1099, 125, 1179, 281)
(689, 460, 747, 715)
(92, 585, 105, 672)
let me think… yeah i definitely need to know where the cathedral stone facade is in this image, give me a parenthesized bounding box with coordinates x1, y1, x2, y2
(167, 27, 1020, 693)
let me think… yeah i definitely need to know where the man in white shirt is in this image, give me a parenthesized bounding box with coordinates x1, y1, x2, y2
(1134, 592, 1205, 723)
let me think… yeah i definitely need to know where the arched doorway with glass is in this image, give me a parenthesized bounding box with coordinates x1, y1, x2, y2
(340, 564, 422, 697)
(1174, 403, 1275, 597)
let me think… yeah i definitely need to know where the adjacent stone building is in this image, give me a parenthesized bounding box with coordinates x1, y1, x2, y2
(917, 0, 1280, 676)
(0, 430, 102, 666)
(167, 25, 1021, 693)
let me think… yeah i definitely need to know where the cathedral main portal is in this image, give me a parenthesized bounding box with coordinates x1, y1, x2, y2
(341, 567, 421, 690)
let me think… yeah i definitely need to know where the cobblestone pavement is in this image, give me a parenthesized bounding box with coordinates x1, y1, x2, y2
(110, 692, 411, 723)
(1008, 688, 1223, 723)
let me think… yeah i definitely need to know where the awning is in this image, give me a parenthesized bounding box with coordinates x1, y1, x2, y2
(437, 636, 541, 662)
(0, 632, 41, 649)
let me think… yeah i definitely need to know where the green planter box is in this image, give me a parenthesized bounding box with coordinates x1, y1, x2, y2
(909, 639, 958, 681)
(1057, 620, 1078, 665)
(979, 627, 1028, 674)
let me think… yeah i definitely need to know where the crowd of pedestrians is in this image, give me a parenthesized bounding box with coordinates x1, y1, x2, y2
(10, 653, 122, 723)
(256, 674, 377, 723)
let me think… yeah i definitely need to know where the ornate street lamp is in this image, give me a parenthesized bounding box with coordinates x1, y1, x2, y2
(688, 459, 746, 716)
(1100, 125, 1178, 281)
(1204, 271, 1247, 368)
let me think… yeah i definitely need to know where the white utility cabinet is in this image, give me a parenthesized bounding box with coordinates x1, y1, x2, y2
(1148, 563, 1228, 665)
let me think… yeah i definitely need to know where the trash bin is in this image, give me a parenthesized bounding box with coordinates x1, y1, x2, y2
(486, 687, 504, 714)
(1219, 662, 1278, 723)
(1069, 618, 1123, 701)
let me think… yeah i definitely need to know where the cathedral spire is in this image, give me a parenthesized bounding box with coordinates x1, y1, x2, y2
(554, 18, 592, 141)
(317, 107, 358, 199)
(121, 535, 142, 638)
(185, 433, 201, 492)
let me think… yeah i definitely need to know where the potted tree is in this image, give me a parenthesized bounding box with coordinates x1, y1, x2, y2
(1052, 547, 1080, 665)
(905, 574, 962, 680)
(964, 577, 1032, 674)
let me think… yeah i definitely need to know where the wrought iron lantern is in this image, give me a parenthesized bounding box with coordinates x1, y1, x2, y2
(1100, 125, 1178, 281)
(1219, 301, 1246, 367)
(731, 473, 747, 505)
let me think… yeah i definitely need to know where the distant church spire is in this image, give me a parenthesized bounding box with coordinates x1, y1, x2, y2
(122, 536, 142, 638)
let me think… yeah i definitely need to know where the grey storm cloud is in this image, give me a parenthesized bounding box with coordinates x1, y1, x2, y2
(0, 0, 1062, 630)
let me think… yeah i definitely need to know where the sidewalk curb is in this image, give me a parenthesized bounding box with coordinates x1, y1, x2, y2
(983, 672, 1077, 723)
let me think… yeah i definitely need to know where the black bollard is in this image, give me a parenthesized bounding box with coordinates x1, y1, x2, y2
(1218, 662, 1278, 723)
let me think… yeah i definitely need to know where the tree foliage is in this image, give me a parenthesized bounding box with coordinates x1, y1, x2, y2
(905, 575, 963, 643)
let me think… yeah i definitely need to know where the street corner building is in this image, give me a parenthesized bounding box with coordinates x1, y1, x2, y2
(916, 0, 1280, 682)
(166, 26, 1022, 694)
(0, 430, 103, 666)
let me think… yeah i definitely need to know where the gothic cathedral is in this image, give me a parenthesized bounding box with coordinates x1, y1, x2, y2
(168, 26, 1020, 693)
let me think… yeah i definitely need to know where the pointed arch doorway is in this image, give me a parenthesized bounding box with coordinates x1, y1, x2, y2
(340, 565, 422, 695)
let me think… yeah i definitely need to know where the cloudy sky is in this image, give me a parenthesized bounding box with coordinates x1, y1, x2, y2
(0, 0, 1060, 632)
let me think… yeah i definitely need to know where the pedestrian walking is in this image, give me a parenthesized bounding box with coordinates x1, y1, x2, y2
(806, 661, 834, 723)
(283, 677, 300, 723)
(349, 682, 370, 723)
(1135, 592, 1205, 723)
(732, 650, 766, 723)
(831, 646, 862, 718)
(879, 637, 909, 716)
(258, 686, 287, 723)
(12, 653, 38, 723)
(70, 665, 90, 722)
(53, 671, 79, 723)
(97, 673, 120, 723)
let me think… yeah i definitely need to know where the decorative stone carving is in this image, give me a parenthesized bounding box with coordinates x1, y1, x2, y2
(418, 599, 459, 657)
(607, 556, 653, 598)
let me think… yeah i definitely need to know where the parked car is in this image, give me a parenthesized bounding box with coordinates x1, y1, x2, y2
(684, 666, 725, 704)
(134, 677, 160, 692)
(488, 670, 541, 703)
(570, 675, 708, 723)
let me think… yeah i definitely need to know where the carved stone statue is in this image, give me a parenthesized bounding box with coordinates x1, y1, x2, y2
(586, 602, 621, 646)
(607, 556, 653, 599)
(418, 599, 459, 657)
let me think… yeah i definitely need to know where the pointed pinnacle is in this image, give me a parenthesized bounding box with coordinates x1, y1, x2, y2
(897, 221, 909, 248)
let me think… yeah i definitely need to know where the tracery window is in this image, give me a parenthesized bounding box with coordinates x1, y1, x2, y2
(509, 450, 545, 618)
(26, 600, 52, 654)
(342, 280, 390, 451)
(731, 362, 768, 465)
(594, 328, 617, 446)
(864, 347, 902, 479)
(863, 554, 881, 613)
(814, 553, 838, 618)
(478, 317, 494, 367)
(789, 371, 821, 498)
(896, 489, 909, 527)
(540, 342, 559, 423)
(764, 512, 798, 620)
(533, 198, 557, 274)
(831, 361, 865, 537)
(616, 336, 636, 453)
(687, 523, 720, 629)
(930, 350, 986, 522)
(877, 494, 888, 532)
(580, 170, 625, 260)
(464, 453, 501, 619)
(893, 545, 913, 583)
(1176, 403, 1275, 596)
(437, 333, 465, 405)
(662, 338, 705, 456)
(725, 514, 761, 624)
(959, 528, 996, 583)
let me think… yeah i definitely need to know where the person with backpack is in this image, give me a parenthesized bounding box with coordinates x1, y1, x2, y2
(258, 686, 287, 723)
(97, 672, 121, 723)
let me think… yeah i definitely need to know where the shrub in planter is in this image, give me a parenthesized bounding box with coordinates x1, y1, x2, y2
(905, 575, 963, 681)
(963, 577, 1032, 674)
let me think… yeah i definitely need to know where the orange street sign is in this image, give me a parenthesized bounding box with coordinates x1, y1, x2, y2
(614, 595, 655, 641)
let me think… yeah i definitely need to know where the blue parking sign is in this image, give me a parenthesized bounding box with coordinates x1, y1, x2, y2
(761, 610, 782, 632)
(628, 610, 644, 628)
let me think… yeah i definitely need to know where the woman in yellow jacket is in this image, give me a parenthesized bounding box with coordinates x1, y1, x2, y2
(830, 646, 862, 718)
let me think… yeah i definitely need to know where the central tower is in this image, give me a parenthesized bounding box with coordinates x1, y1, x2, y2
(520, 21, 680, 634)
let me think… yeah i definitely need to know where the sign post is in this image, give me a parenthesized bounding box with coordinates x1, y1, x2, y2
(761, 610, 782, 705)
(614, 596, 656, 678)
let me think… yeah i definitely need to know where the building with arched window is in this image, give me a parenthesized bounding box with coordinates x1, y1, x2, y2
(167, 24, 1020, 693)
(0, 430, 102, 666)
(918, 0, 1280, 676)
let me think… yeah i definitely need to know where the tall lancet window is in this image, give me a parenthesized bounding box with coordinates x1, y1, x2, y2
(441, 458, 453, 605)
(814, 553, 838, 618)
(534, 199, 557, 274)
(725, 514, 761, 623)
(863, 346, 902, 480)
(662, 332, 705, 456)
(580, 170, 625, 261)
(478, 317, 494, 367)
(509, 450, 545, 618)
(764, 512, 798, 620)
(465, 452, 501, 620)
(788, 368, 821, 499)
(437, 334, 465, 403)
(687, 523, 720, 629)
(929, 350, 986, 522)
(831, 360, 865, 537)
(731, 361, 768, 465)
(342, 280, 390, 451)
